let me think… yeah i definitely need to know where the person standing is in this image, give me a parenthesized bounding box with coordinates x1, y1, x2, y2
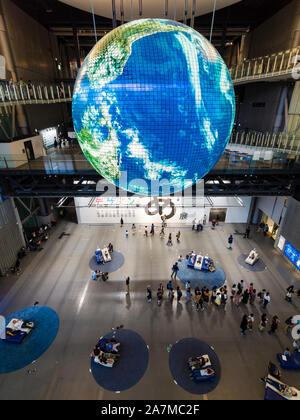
(221, 291, 228, 311)
(192, 218, 196, 230)
(234, 290, 242, 306)
(249, 289, 257, 305)
(144, 226, 148, 237)
(125, 276, 130, 295)
(120, 217, 124, 227)
(177, 286, 182, 302)
(259, 313, 268, 332)
(268, 316, 280, 335)
(157, 288, 163, 306)
(176, 231, 181, 243)
(247, 314, 254, 331)
(125, 230, 129, 238)
(263, 292, 270, 309)
(228, 234, 233, 249)
(203, 214, 207, 225)
(231, 284, 237, 301)
(242, 289, 250, 304)
(240, 315, 248, 336)
(167, 233, 172, 246)
(171, 262, 179, 280)
(258, 289, 266, 304)
(237, 280, 244, 294)
(168, 288, 174, 303)
(146, 286, 152, 303)
(249, 283, 254, 294)
(186, 287, 192, 303)
(285, 285, 294, 303)
(211, 287, 217, 305)
(195, 292, 204, 311)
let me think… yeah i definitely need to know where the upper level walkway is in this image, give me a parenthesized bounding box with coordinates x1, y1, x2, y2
(229, 45, 300, 85)
(0, 44, 299, 110)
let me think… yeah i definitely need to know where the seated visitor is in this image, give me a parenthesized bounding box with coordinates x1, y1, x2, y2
(198, 356, 209, 368)
(202, 367, 215, 376)
(92, 271, 99, 280)
(108, 243, 113, 253)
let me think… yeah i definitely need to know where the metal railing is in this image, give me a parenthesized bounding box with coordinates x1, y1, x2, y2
(229, 130, 300, 155)
(229, 46, 300, 84)
(0, 81, 74, 107)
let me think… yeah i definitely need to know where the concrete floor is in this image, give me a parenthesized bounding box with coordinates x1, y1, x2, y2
(0, 221, 299, 400)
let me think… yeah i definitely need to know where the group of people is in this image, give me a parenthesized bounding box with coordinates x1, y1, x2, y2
(92, 271, 108, 281)
(240, 313, 280, 336)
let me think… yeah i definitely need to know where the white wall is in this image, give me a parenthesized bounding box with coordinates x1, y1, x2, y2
(0, 135, 44, 167)
(74, 196, 252, 225)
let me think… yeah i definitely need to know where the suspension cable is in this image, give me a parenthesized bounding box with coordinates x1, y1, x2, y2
(209, 0, 217, 43)
(91, 0, 97, 43)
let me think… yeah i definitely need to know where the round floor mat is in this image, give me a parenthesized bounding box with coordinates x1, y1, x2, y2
(177, 259, 226, 290)
(89, 251, 124, 273)
(0, 306, 59, 374)
(90, 329, 149, 392)
(237, 254, 267, 272)
(169, 338, 221, 395)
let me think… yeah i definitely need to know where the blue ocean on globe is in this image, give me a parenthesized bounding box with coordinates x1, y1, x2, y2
(72, 19, 235, 195)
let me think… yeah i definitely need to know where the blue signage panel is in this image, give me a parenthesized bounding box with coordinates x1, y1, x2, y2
(284, 242, 300, 270)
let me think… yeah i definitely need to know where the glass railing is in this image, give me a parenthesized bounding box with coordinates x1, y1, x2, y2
(0, 81, 74, 105)
(229, 45, 300, 84)
(0, 149, 298, 175)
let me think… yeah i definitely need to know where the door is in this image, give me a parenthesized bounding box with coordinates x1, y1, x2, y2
(24, 140, 35, 161)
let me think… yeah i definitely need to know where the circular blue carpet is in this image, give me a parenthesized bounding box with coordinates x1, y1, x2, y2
(91, 329, 149, 392)
(89, 251, 124, 273)
(0, 306, 59, 374)
(237, 254, 267, 272)
(169, 338, 221, 395)
(177, 259, 226, 290)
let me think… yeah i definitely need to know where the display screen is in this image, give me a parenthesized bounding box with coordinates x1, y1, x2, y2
(284, 241, 300, 270)
(72, 19, 235, 195)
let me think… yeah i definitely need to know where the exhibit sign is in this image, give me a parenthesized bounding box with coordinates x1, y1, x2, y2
(277, 235, 286, 251)
(284, 241, 300, 270)
(72, 19, 235, 196)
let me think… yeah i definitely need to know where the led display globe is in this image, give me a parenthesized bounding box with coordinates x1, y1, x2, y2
(72, 19, 235, 195)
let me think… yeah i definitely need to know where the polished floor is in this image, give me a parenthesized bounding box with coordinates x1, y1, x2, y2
(0, 221, 299, 400)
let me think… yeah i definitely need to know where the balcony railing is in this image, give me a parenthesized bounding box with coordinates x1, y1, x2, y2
(229, 46, 300, 84)
(229, 130, 300, 155)
(0, 81, 74, 107)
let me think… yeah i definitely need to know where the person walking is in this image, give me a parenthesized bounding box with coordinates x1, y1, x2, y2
(263, 224, 269, 236)
(150, 223, 154, 235)
(268, 316, 280, 335)
(125, 230, 129, 238)
(244, 225, 250, 239)
(171, 262, 179, 280)
(228, 234, 233, 249)
(167, 233, 172, 246)
(125, 276, 130, 295)
(176, 231, 181, 243)
(120, 217, 124, 227)
(157, 288, 163, 306)
(249, 283, 254, 294)
(259, 313, 268, 332)
(177, 286, 182, 302)
(263, 292, 270, 309)
(203, 214, 207, 225)
(240, 315, 248, 336)
(192, 218, 196, 230)
(146, 286, 152, 303)
(167, 280, 173, 292)
(144, 226, 148, 237)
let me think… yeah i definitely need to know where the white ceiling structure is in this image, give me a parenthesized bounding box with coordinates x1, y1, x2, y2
(59, 0, 241, 21)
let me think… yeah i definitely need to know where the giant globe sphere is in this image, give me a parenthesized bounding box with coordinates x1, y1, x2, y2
(72, 19, 235, 195)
